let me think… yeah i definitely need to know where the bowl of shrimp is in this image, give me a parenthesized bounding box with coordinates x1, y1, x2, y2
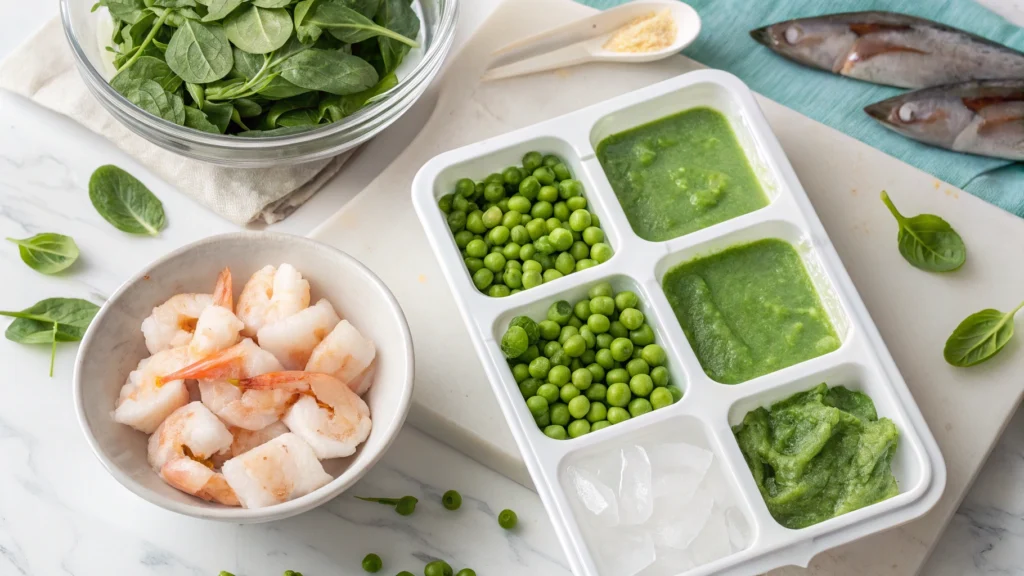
(73, 232, 414, 522)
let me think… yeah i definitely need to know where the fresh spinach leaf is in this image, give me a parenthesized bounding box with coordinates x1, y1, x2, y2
(375, 0, 419, 73)
(111, 55, 183, 94)
(278, 48, 377, 95)
(276, 108, 320, 126)
(93, 0, 149, 24)
(1, 298, 100, 377)
(345, 0, 380, 18)
(186, 81, 206, 106)
(125, 79, 187, 124)
(318, 70, 394, 121)
(293, 0, 324, 43)
(184, 106, 223, 132)
(166, 20, 234, 83)
(6, 234, 80, 275)
(229, 46, 266, 78)
(88, 165, 167, 236)
(944, 301, 1024, 367)
(202, 101, 235, 131)
(880, 191, 966, 273)
(202, 0, 245, 21)
(152, 0, 198, 7)
(225, 5, 294, 54)
(302, 0, 417, 46)
(256, 75, 311, 98)
(236, 124, 318, 136)
(233, 97, 264, 116)
(252, 0, 294, 6)
(265, 92, 319, 126)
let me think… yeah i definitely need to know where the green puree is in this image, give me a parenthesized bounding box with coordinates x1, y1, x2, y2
(733, 384, 900, 529)
(596, 107, 768, 241)
(662, 239, 839, 384)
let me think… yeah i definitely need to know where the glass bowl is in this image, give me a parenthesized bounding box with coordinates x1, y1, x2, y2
(59, 0, 458, 167)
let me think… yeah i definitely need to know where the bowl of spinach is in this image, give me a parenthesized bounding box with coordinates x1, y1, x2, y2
(60, 0, 458, 166)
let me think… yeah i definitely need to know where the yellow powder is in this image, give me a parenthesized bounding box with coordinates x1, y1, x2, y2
(603, 10, 677, 53)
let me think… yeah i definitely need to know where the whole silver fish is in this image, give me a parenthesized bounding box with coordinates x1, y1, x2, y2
(751, 11, 1024, 88)
(865, 80, 1024, 160)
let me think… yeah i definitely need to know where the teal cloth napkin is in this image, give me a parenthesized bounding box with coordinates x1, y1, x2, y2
(577, 0, 1024, 218)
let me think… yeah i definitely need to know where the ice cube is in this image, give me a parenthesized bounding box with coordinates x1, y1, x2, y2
(595, 527, 656, 576)
(646, 442, 714, 500)
(618, 445, 654, 525)
(638, 548, 696, 576)
(567, 465, 619, 527)
(725, 506, 751, 551)
(650, 484, 714, 550)
(688, 504, 733, 566)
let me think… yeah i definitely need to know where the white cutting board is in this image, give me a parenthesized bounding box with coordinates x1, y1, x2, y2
(311, 0, 1024, 573)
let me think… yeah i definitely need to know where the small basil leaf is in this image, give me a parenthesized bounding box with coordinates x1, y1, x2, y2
(880, 191, 966, 273)
(944, 303, 1024, 367)
(166, 20, 234, 83)
(6, 233, 80, 274)
(88, 165, 167, 236)
(375, 0, 419, 73)
(0, 298, 100, 343)
(278, 49, 377, 95)
(202, 0, 245, 21)
(225, 5, 294, 54)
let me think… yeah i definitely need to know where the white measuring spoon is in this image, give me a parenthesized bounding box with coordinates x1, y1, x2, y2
(482, 0, 701, 82)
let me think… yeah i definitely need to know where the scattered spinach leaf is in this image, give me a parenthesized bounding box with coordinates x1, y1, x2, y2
(880, 191, 966, 273)
(88, 165, 167, 236)
(944, 301, 1024, 367)
(0, 298, 100, 377)
(6, 233, 80, 274)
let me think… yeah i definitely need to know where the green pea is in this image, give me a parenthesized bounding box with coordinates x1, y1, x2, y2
(500, 210, 521, 229)
(606, 368, 629, 385)
(553, 253, 574, 276)
(580, 349, 596, 365)
(615, 290, 639, 311)
(555, 178, 580, 199)
(484, 182, 505, 203)
(472, 268, 493, 290)
(533, 235, 554, 255)
(547, 300, 573, 325)
(553, 201, 570, 222)
(522, 259, 542, 274)
(571, 367, 593, 390)
(452, 230, 472, 249)
(529, 356, 551, 379)
(441, 490, 462, 511)
(553, 163, 572, 181)
(591, 243, 613, 263)
(596, 333, 613, 348)
(629, 374, 654, 397)
(650, 387, 674, 410)
(582, 226, 604, 246)
(362, 553, 382, 573)
(651, 365, 670, 387)
(524, 218, 546, 241)
(544, 340, 562, 358)
(640, 344, 666, 367)
(629, 398, 653, 417)
(484, 252, 506, 273)
(503, 166, 524, 186)
(510, 225, 530, 245)
(563, 334, 587, 357)
(610, 338, 634, 362)
(543, 154, 561, 167)
(438, 194, 453, 214)
(455, 177, 475, 197)
(587, 361, 606, 381)
(566, 209, 590, 232)
(573, 299, 591, 321)
(567, 395, 590, 419)
(396, 573, 415, 576)
(549, 228, 573, 251)
(585, 283, 610, 299)
(479, 206, 499, 229)
(535, 410, 551, 427)
(485, 172, 503, 184)
(558, 382, 579, 403)
(585, 296, 610, 317)
(519, 176, 541, 200)
(586, 401, 607, 423)
(609, 320, 628, 338)
(466, 211, 485, 234)
(522, 270, 543, 289)
(576, 259, 598, 271)
(498, 509, 518, 530)
(625, 358, 649, 378)
(452, 194, 470, 212)
(585, 384, 608, 405)
(424, 560, 454, 576)
(520, 345, 540, 363)
(533, 166, 556, 185)
(507, 195, 531, 214)
(536, 383, 559, 403)
(519, 377, 541, 398)
(607, 382, 631, 407)
(488, 284, 511, 298)
(567, 419, 590, 438)
(526, 395, 548, 417)
(543, 269, 563, 283)
(541, 217, 558, 235)
(501, 243, 520, 262)
(595, 348, 615, 369)
(619, 308, 645, 331)
(544, 424, 567, 440)
(566, 196, 587, 211)
(537, 185, 559, 202)
(503, 268, 523, 289)
(557, 325, 578, 344)
(512, 363, 530, 383)
(590, 420, 611, 432)
(630, 324, 656, 346)
(447, 210, 467, 232)
(548, 365, 571, 386)
(549, 402, 570, 426)
(519, 245, 537, 263)
(607, 406, 630, 425)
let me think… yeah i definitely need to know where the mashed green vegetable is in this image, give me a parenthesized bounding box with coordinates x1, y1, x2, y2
(662, 239, 840, 384)
(733, 384, 900, 529)
(596, 107, 768, 241)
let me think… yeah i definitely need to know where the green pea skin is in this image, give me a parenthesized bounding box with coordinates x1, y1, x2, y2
(549, 364, 571, 385)
(651, 365, 670, 387)
(543, 154, 561, 167)
(574, 299, 591, 320)
(519, 176, 541, 200)
(455, 177, 475, 197)
(595, 348, 615, 369)
(576, 259, 598, 271)
(587, 364, 606, 384)
(507, 195, 531, 213)
(488, 225, 511, 246)
(538, 320, 560, 340)
(503, 166, 523, 186)
(553, 201, 570, 222)
(535, 409, 550, 427)
(362, 553, 382, 573)
(607, 382, 631, 407)
(609, 321, 629, 338)
(668, 385, 684, 402)
(447, 210, 467, 232)
(451, 194, 469, 212)
(607, 406, 630, 424)
(438, 194, 453, 213)
(425, 560, 454, 576)
(611, 338, 634, 361)
(534, 166, 556, 185)
(512, 363, 530, 383)
(650, 387, 674, 410)
(567, 209, 591, 232)
(568, 419, 591, 438)
(545, 424, 567, 439)
(627, 358, 650, 376)
(504, 268, 523, 289)
(586, 401, 607, 423)
(558, 178, 583, 199)
(531, 201, 554, 219)
(591, 420, 611, 432)
(629, 398, 653, 417)
(510, 225, 530, 245)
(544, 217, 561, 234)
(585, 382, 607, 401)
(501, 210, 521, 228)
(466, 211, 485, 234)
(588, 282, 613, 298)
(519, 377, 540, 398)
(568, 395, 590, 419)
(519, 345, 540, 363)
(523, 151, 544, 172)
(538, 185, 559, 202)
(582, 226, 604, 246)
(619, 308, 645, 331)
(536, 383, 559, 403)
(587, 313, 610, 334)
(549, 402, 570, 426)
(484, 182, 505, 203)
(548, 300, 573, 324)
(484, 252, 506, 272)
(455, 570, 476, 576)
(589, 296, 614, 316)
(555, 253, 576, 276)
(543, 340, 562, 358)
(534, 236, 554, 255)
(591, 242, 613, 263)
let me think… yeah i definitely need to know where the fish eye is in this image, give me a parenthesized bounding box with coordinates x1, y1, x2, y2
(784, 26, 801, 45)
(898, 104, 915, 123)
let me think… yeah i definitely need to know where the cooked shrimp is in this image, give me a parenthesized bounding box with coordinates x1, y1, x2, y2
(221, 433, 333, 509)
(242, 371, 372, 459)
(162, 339, 293, 430)
(212, 421, 291, 467)
(189, 268, 244, 361)
(236, 264, 310, 338)
(113, 347, 192, 434)
(141, 294, 214, 354)
(148, 402, 238, 506)
(257, 299, 341, 370)
(304, 320, 377, 395)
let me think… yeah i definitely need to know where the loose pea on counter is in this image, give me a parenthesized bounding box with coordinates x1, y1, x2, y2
(437, 151, 613, 296)
(500, 282, 682, 438)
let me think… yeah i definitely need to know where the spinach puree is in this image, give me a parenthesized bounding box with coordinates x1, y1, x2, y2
(662, 239, 839, 384)
(733, 384, 900, 529)
(596, 107, 768, 241)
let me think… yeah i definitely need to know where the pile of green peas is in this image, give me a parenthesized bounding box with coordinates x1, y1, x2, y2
(499, 281, 683, 439)
(437, 151, 613, 297)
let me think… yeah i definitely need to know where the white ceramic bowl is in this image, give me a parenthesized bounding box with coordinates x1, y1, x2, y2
(73, 232, 414, 522)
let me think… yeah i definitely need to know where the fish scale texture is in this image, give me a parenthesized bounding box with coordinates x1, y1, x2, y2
(578, 0, 1024, 218)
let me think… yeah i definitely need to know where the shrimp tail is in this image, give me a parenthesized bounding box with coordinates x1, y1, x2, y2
(214, 267, 233, 310)
(239, 371, 314, 392)
(160, 340, 248, 383)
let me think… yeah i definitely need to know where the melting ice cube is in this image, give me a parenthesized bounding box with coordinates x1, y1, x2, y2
(618, 445, 653, 526)
(646, 442, 714, 500)
(650, 483, 714, 550)
(567, 465, 619, 527)
(688, 503, 733, 566)
(595, 527, 656, 576)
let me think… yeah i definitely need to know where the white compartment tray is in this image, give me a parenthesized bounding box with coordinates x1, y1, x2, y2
(411, 70, 945, 576)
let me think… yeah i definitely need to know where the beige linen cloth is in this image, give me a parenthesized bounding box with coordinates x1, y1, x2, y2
(0, 19, 351, 225)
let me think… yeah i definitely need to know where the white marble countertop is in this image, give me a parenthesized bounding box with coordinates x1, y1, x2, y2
(1, 1, 1022, 575)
